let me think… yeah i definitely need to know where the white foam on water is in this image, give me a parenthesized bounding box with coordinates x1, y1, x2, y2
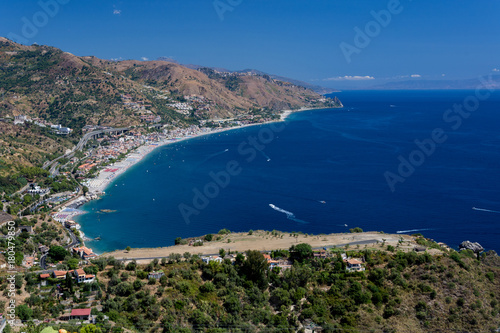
(269, 204, 308, 224)
(472, 207, 500, 214)
(396, 228, 433, 234)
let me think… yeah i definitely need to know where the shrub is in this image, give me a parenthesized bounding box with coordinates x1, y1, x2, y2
(218, 228, 231, 235)
(349, 227, 363, 233)
(204, 234, 213, 241)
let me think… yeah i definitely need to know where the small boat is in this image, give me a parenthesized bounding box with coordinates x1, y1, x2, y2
(319, 201, 326, 204)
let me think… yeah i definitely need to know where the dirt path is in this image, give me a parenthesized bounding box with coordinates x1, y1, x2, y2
(103, 231, 417, 263)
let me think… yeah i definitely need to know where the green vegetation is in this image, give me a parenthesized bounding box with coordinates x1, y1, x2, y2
(48, 245, 69, 261)
(2, 243, 498, 333)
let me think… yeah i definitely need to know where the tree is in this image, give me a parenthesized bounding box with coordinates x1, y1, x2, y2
(349, 227, 363, 233)
(290, 243, 312, 262)
(204, 234, 213, 241)
(80, 324, 103, 333)
(67, 258, 79, 269)
(65, 272, 74, 292)
(126, 246, 131, 252)
(16, 304, 33, 321)
(219, 248, 226, 258)
(48, 245, 69, 261)
(241, 250, 269, 289)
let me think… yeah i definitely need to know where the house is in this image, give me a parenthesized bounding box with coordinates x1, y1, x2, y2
(201, 256, 223, 264)
(70, 308, 91, 321)
(263, 254, 280, 268)
(313, 250, 328, 259)
(39, 273, 50, 286)
(72, 246, 97, 260)
(53, 271, 67, 279)
(148, 271, 165, 280)
(74, 268, 95, 283)
(22, 256, 36, 268)
(345, 258, 365, 272)
(64, 220, 78, 229)
(27, 183, 49, 195)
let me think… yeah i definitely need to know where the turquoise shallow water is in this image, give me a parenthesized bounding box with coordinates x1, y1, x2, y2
(76, 90, 500, 253)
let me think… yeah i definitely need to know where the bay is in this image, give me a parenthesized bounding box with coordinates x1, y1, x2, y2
(76, 90, 500, 253)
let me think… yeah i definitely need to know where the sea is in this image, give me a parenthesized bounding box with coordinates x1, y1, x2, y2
(76, 90, 500, 254)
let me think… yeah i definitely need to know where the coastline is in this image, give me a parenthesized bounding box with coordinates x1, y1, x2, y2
(83, 106, 326, 197)
(73, 105, 338, 251)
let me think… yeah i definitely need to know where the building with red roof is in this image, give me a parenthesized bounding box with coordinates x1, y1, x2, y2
(70, 308, 91, 320)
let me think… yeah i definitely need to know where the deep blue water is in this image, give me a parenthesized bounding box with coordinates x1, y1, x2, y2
(76, 90, 500, 253)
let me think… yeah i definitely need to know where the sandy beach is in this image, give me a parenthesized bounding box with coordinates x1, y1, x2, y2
(103, 231, 423, 264)
(83, 107, 320, 196)
(77, 106, 338, 252)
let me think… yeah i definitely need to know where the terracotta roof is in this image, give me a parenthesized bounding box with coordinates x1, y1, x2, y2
(40, 273, 50, 279)
(347, 259, 362, 265)
(70, 308, 91, 316)
(75, 269, 85, 276)
(53, 270, 67, 277)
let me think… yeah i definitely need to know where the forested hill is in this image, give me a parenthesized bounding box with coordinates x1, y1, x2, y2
(0, 37, 340, 177)
(0, 37, 338, 129)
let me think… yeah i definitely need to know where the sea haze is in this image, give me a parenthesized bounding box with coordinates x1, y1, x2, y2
(76, 90, 500, 253)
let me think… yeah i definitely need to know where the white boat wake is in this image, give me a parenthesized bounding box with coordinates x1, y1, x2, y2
(269, 204, 308, 224)
(396, 228, 433, 234)
(472, 207, 500, 214)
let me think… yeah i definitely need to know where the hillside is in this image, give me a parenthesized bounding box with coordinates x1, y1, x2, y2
(0, 37, 340, 179)
(1, 230, 498, 333)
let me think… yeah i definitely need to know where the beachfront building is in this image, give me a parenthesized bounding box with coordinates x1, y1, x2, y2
(72, 246, 98, 260)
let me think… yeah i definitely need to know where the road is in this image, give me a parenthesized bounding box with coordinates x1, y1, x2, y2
(40, 254, 47, 270)
(113, 239, 382, 262)
(43, 126, 131, 175)
(63, 219, 81, 250)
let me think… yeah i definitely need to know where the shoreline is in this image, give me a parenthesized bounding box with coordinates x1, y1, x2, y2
(81, 106, 327, 198)
(73, 106, 339, 251)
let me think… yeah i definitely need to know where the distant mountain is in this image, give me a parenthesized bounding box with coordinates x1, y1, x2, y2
(370, 76, 500, 90)
(183, 65, 337, 94)
(0, 37, 341, 173)
(0, 37, 336, 125)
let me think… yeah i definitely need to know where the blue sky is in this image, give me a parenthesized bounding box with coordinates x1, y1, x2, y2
(1, 0, 499, 88)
